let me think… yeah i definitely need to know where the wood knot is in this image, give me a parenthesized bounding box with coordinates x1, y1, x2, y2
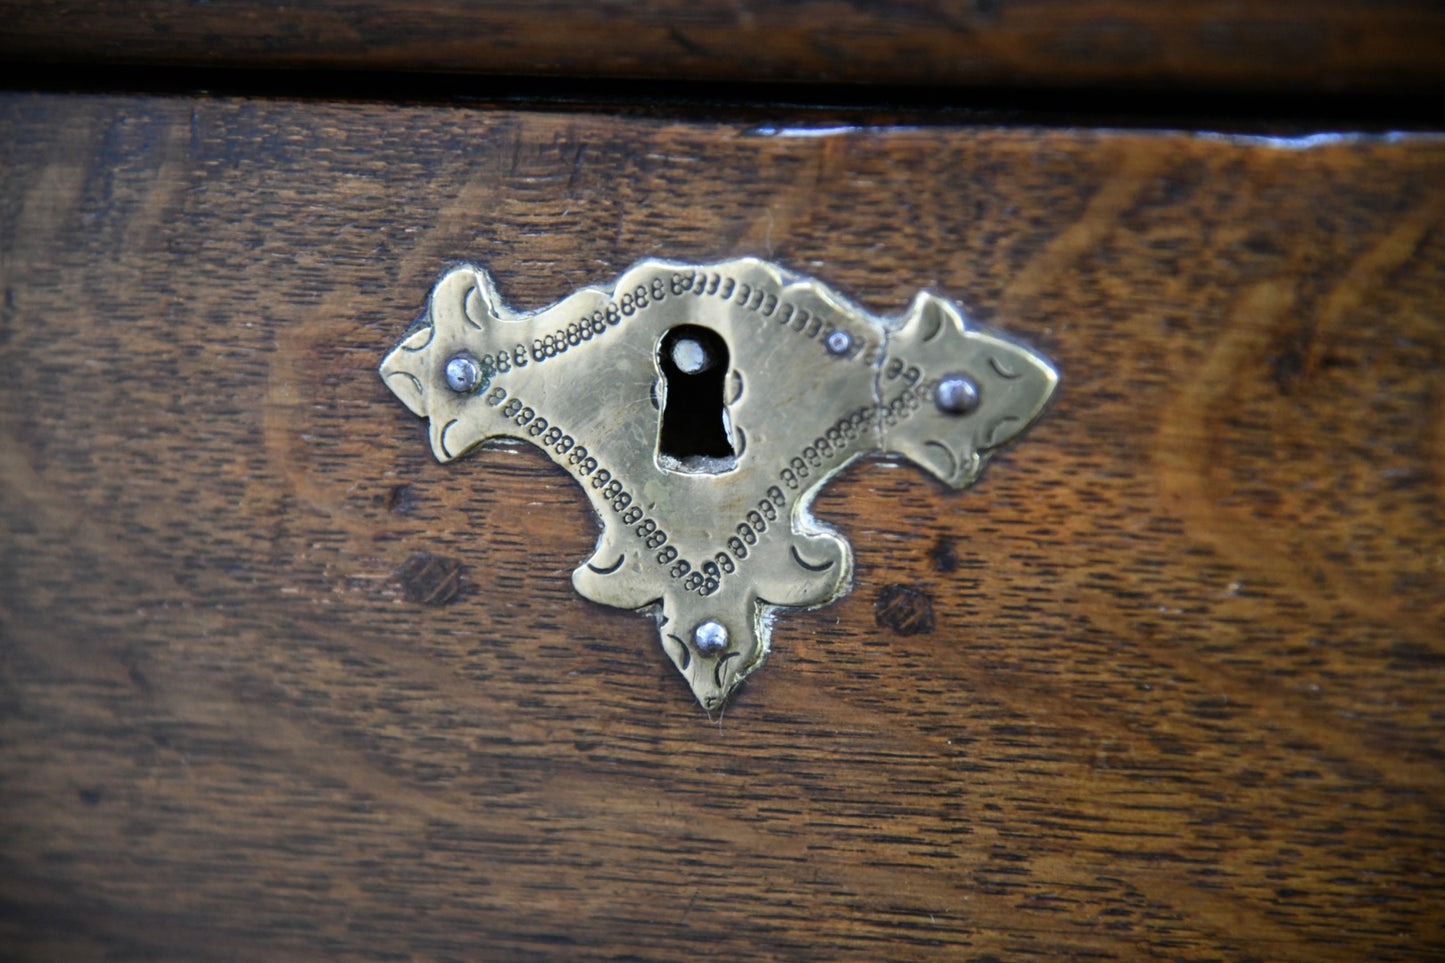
(928, 535, 959, 573)
(379, 483, 417, 514)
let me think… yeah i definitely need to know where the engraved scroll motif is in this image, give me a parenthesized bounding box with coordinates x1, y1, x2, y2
(381, 259, 1057, 709)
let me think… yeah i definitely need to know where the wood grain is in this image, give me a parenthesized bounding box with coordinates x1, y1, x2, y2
(1, 93, 1443, 960)
(3, 1, 1445, 94)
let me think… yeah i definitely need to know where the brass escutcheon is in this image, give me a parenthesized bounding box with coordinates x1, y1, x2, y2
(381, 258, 1057, 709)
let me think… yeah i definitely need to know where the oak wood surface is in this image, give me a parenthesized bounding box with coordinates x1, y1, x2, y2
(1, 93, 1443, 960)
(3, 1, 1445, 94)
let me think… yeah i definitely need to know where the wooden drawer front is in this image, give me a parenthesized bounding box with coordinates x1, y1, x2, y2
(4, 1, 1445, 92)
(1, 94, 1443, 960)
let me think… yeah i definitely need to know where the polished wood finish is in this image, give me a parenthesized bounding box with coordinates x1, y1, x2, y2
(2, 93, 1443, 960)
(3, 1, 1445, 93)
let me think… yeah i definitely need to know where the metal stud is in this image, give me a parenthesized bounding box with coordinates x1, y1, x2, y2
(824, 329, 853, 356)
(692, 619, 729, 655)
(671, 337, 710, 374)
(444, 352, 483, 393)
(934, 373, 981, 415)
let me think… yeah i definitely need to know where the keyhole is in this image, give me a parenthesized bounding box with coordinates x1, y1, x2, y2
(657, 325, 737, 473)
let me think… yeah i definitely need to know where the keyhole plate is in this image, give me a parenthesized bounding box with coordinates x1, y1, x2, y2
(380, 258, 1058, 710)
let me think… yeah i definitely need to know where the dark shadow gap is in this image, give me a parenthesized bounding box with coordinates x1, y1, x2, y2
(3, 63, 1443, 132)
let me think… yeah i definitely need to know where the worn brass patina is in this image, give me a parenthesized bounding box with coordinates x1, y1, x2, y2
(381, 259, 1057, 709)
